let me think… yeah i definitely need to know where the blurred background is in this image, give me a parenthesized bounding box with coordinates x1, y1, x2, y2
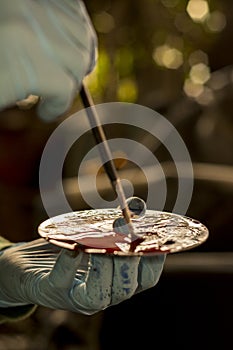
(0, 0, 233, 349)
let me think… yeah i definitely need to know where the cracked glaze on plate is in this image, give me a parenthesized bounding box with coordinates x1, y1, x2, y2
(38, 209, 209, 256)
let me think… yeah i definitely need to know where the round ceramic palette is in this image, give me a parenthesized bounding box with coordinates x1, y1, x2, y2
(38, 209, 209, 256)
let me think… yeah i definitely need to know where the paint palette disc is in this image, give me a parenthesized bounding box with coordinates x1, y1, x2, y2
(38, 209, 209, 256)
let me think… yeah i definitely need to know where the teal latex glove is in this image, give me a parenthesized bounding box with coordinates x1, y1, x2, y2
(0, 239, 165, 315)
(0, 0, 97, 120)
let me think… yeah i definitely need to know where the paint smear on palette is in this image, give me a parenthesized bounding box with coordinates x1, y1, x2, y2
(38, 209, 209, 256)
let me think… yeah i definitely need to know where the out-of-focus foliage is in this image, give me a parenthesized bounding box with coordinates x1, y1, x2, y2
(0, 2, 233, 350)
(85, 0, 230, 109)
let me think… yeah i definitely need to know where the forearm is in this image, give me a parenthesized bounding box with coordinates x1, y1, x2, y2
(0, 236, 37, 324)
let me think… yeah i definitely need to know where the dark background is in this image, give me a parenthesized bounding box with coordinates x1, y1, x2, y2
(0, 0, 232, 349)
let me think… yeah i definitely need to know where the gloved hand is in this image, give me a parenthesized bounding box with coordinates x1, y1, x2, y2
(0, 239, 165, 315)
(0, 0, 97, 120)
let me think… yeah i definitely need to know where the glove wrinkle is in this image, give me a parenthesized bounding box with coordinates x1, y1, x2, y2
(0, 239, 165, 313)
(48, 248, 83, 289)
(136, 254, 166, 294)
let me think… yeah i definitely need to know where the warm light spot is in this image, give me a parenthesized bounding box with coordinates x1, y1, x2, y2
(117, 78, 138, 102)
(190, 63, 210, 84)
(189, 50, 209, 66)
(183, 78, 204, 98)
(153, 44, 183, 69)
(186, 0, 209, 22)
(93, 11, 115, 33)
(209, 71, 228, 91)
(196, 87, 214, 105)
(206, 11, 226, 32)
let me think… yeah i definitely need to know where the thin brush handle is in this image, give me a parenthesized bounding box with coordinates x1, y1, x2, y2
(79, 84, 140, 248)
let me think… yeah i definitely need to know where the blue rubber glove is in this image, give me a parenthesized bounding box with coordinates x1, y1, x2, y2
(0, 0, 97, 120)
(0, 239, 165, 315)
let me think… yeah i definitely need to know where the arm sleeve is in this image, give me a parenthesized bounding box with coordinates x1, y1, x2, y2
(0, 236, 37, 324)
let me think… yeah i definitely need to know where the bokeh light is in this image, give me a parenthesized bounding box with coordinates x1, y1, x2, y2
(186, 0, 209, 22)
(183, 78, 204, 98)
(188, 50, 209, 66)
(116, 78, 138, 102)
(93, 11, 115, 33)
(189, 63, 210, 84)
(206, 11, 226, 32)
(153, 44, 183, 69)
